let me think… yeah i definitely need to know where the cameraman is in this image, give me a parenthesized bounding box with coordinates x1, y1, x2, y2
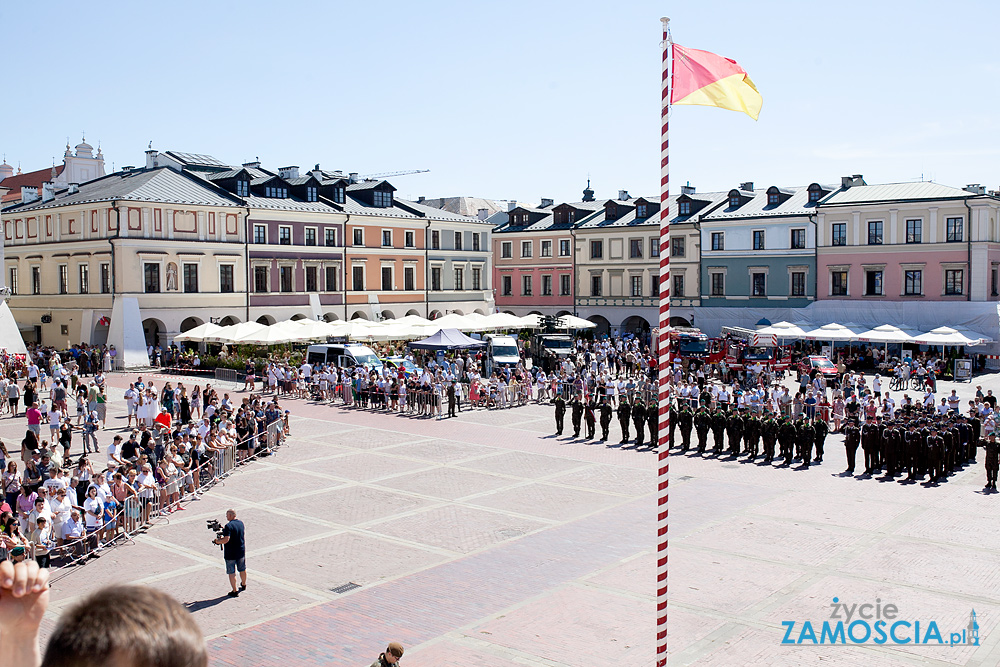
(211, 509, 246, 598)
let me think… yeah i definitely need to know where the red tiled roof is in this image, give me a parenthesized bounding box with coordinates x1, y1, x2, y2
(0, 165, 64, 193)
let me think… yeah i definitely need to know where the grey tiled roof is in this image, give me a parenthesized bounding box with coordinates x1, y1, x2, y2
(347, 180, 388, 192)
(703, 185, 822, 221)
(7, 167, 243, 212)
(205, 169, 244, 181)
(340, 196, 419, 219)
(241, 195, 337, 213)
(820, 181, 974, 205)
(162, 151, 229, 168)
(398, 199, 490, 224)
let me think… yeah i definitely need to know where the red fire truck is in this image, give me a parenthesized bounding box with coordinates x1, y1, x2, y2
(719, 326, 794, 371)
(665, 328, 726, 365)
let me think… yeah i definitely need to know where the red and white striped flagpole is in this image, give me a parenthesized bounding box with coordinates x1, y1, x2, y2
(656, 16, 672, 667)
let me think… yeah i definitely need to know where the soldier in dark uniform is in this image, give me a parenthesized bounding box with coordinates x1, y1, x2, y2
(571, 394, 584, 438)
(843, 419, 860, 474)
(632, 399, 647, 448)
(797, 417, 814, 468)
(813, 415, 828, 464)
(599, 397, 613, 442)
(678, 405, 693, 451)
(668, 403, 677, 449)
(711, 408, 727, 454)
(980, 432, 999, 491)
(584, 398, 597, 440)
(900, 422, 917, 481)
(969, 413, 982, 464)
(927, 425, 944, 483)
(647, 400, 658, 449)
(778, 417, 797, 466)
(957, 416, 972, 470)
(861, 416, 880, 475)
(618, 398, 632, 444)
(726, 410, 744, 457)
(761, 412, 778, 462)
(554, 394, 566, 435)
(694, 407, 710, 453)
(940, 420, 955, 477)
(744, 411, 761, 459)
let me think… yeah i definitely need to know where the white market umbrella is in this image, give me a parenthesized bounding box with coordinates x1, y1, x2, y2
(204, 321, 268, 344)
(911, 326, 984, 347)
(755, 321, 808, 340)
(396, 314, 432, 326)
(857, 324, 914, 344)
(173, 322, 222, 343)
(326, 320, 381, 340)
(232, 321, 303, 345)
(483, 312, 529, 329)
(801, 323, 861, 342)
(561, 314, 597, 329)
(428, 312, 480, 331)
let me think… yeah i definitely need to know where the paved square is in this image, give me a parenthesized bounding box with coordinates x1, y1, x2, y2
(29, 370, 1000, 666)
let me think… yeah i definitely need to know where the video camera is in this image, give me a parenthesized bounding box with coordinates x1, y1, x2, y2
(206, 519, 224, 550)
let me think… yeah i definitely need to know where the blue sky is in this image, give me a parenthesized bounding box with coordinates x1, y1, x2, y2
(3, 0, 998, 205)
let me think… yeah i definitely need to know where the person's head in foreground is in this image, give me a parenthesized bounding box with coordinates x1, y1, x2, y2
(42, 585, 206, 667)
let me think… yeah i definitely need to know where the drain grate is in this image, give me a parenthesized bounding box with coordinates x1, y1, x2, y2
(330, 582, 361, 594)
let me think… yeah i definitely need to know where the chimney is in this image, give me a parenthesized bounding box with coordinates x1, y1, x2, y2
(42, 182, 56, 202)
(739, 182, 754, 192)
(145, 148, 158, 169)
(841, 174, 866, 188)
(311, 164, 323, 179)
(418, 196, 425, 203)
(507, 201, 518, 212)
(21, 186, 39, 204)
(681, 182, 696, 196)
(68, 183, 79, 194)
(348, 172, 359, 184)
(477, 208, 489, 221)
(618, 190, 630, 200)
(278, 166, 299, 180)
(540, 198, 554, 208)
(964, 184, 986, 195)
(121, 166, 135, 172)
(242, 160, 261, 170)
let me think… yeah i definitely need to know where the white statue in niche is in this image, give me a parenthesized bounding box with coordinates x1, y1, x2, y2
(166, 262, 178, 291)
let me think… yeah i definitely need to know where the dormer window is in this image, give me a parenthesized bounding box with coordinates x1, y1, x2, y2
(373, 190, 392, 207)
(568, 210, 575, 223)
(808, 190, 821, 203)
(333, 186, 345, 204)
(265, 186, 287, 198)
(637, 204, 648, 218)
(678, 201, 690, 216)
(767, 192, 779, 205)
(606, 205, 617, 221)
(235, 180, 249, 197)
(729, 194, 740, 208)
(306, 186, 317, 202)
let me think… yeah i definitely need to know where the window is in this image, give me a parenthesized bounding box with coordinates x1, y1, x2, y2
(325, 266, 338, 292)
(220, 265, 234, 293)
(352, 266, 364, 291)
(542, 274, 552, 296)
(306, 186, 317, 202)
(711, 232, 724, 251)
(865, 270, 883, 296)
(454, 232, 463, 250)
(541, 240, 552, 257)
(405, 231, 415, 248)
(381, 266, 392, 291)
(629, 239, 643, 259)
(235, 180, 249, 197)
(502, 275, 512, 296)
(590, 240, 603, 259)
(373, 190, 392, 207)
(630, 275, 643, 297)
(768, 192, 780, 205)
(100, 264, 110, 294)
(637, 203, 648, 218)
(431, 267, 442, 291)
(143, 263, 160, 293)
(868, 221, 883, 245)
(404, 266, 415, 291)
(993, 267, 999, 297)
(183, 264, 198, 293)
(332, 186, 345, 204)
(831, 223, 846, 246)
(325, 228, 337, 247)
(678, 201, 690, 216)
(791, 271, 806, 297)
(454, 268, 464, 290)
(521, 240, 532, 258)
(790, 229, 806, 249)
(279, 266, 292, 292)
(559, 239, 571, 256)
(254, 225, 267, 244)
(671, 237, 685, 257)
(590, 275, 602, 297)
(904, 270, 922, 295)
(560, 274, 571, 296)
(382, 230, 392, 247)
(472, 267, 481, 290)
(729, 195, 740, 208)
(945, 269, 964, 295)
(278, 226, 291, 245)
(673, 274, 683, 298)
(946, 217, 963, 242)
(521, 275, 532, 296)
(254, 266, 268, 293)
(264, 186, 287, 198)
(306, 266, 318, 292)
(501, 241, 512, 258)
(305, 228, 317, 246)
(751, 272, 766, 297)
(353, 228, 363, 246)
(650, 237, 660, 257)
(432, 231, 440, 250)
(31, 267, 40, 295)
(711, 273, 725, 296)
(472, 234, 480, 251)
(651, 274, 659, 295)
(831, 270, 848, 296)
(7, 267, 16, 296)
(78, 264, 89, 294)
(808, 189, 821, 203)
(905, 219, 922, 244)
(753, 230, 765, 250)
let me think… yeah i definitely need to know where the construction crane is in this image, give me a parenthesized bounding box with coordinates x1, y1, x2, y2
(359, 169, 430, 180)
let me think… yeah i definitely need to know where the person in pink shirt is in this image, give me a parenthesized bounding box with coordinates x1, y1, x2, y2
(25, 403, 41, 440)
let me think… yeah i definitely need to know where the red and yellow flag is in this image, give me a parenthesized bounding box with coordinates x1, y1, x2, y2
(670, 44, 762, 120)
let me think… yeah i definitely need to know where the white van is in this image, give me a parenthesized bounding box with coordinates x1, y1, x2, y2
(485, 334, 521, 369)
(306, 343, 383, 372)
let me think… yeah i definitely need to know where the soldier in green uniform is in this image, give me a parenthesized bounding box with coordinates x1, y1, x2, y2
(744, 411, 760, 459)
(711, 408, 727, 454)
(632, 399, 647, 448)
(584, 398, 596, 440)
(571, 394, 584, 438)
(647, 399, 658, 449)
(843, 418, 860, 474)
(796, 417, 814, 467)
(679, 404, 694, 452)
(668, 403, 677, 449)
(927, 425, 944, 483)
(618, 398, 632, 444)
(599, 397, 613, 442)
(726, 409, 744, 457)
(981, 432, 999, 491)
(761, 412, 778, 462)
(812, 414, 828, 464)
(779, 417, 797, 466)
(554, 394, 566, 435)
(694, 407, 710, 453)
(969, 413, 982, 464)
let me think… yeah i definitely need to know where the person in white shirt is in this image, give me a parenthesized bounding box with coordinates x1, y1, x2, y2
(48, 487, 73, 545)
(124, 384, 138, 428)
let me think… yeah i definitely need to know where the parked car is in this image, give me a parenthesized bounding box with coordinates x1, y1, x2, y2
(799, 355, 838, 377)
(382, 356, 420, 378)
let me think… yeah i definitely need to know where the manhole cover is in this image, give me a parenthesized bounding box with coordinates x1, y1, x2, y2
(330, 582, 361, 594)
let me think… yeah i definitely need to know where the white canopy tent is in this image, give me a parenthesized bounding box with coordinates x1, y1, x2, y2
(172, 322, 222, 343)
(754, 321, 809, 340)
(482, 312, 528, 330)
(204, 321, 268, 344)
(857, 324, 914, 344)
(517, 313, 597, 330)
(232, 321, 305, 345)
(910, 326, 985, 347)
